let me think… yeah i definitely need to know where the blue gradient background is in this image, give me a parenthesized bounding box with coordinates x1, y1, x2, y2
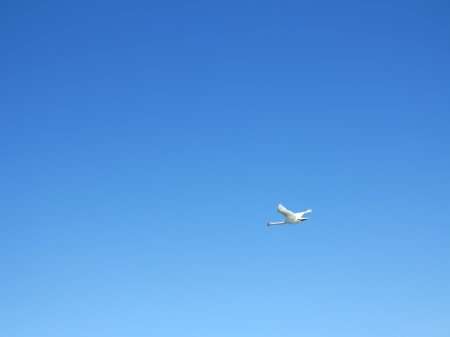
(1, 1, 449, 336)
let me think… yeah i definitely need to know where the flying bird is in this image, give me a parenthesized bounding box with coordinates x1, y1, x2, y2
(267, 204, 312, 226)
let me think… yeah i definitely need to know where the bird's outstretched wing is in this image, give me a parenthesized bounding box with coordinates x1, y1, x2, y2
(277, 204, 295, 217)
(295, 209, 312, 217)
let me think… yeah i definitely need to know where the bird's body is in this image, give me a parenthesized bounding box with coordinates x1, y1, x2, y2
(267, 204, 312, 226)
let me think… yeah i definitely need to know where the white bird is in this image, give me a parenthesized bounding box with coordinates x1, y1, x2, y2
(267, 204, 312, 226)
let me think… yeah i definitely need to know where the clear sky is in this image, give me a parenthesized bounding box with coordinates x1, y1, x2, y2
(1, 1, 449, 336)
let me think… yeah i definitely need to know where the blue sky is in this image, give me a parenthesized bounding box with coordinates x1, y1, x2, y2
(1, 1, 449, 336)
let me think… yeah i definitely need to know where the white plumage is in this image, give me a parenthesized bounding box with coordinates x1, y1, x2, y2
(267, 204, 312, 226)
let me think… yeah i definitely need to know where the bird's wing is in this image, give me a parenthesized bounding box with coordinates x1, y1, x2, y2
(277, 204, 295, 217)
(295, 209, 312, 217)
